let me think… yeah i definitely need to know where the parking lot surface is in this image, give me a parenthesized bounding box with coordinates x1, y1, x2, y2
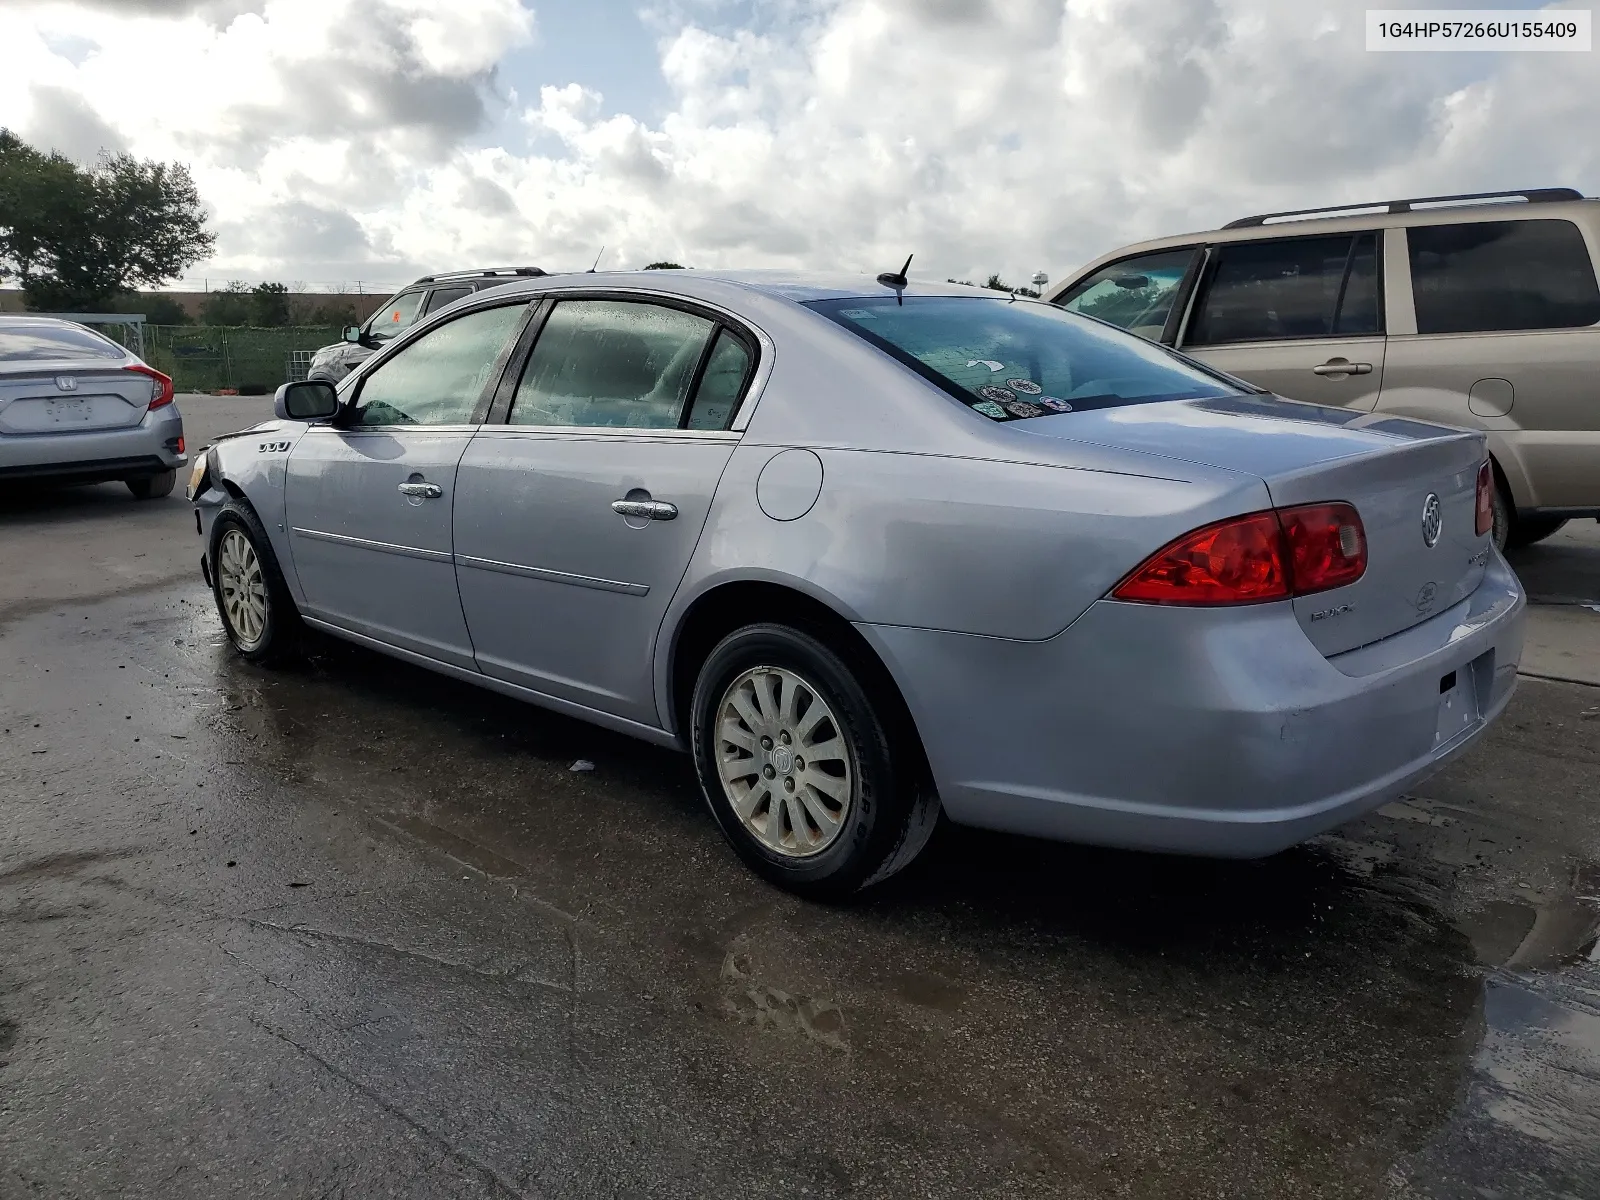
(2, 396, 1598, 1198)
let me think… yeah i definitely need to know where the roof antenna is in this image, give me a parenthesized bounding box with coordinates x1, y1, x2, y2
(588, 245, 606, 273)
(876, 253, 913, 304)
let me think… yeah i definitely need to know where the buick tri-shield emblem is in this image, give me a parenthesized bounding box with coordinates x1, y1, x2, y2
(1421, 493, 1443, 547)
(55, 376, 78, 392)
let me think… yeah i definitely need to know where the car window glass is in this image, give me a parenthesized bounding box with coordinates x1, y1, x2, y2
(1333, 235, 1380, 335)
(0, 322, 125, 361)
(1408, 219, 1600, 334)
(1189, 234, 1377, 345)
(508, 300, 716, 428)
(423, 286, 473, 315)
(366, 291, 427, 343)
(351, 303, 526, 427)
(685, 330, 752, 430)
(1057, 249, 1195, 339)
(811, 295, 1237, 421)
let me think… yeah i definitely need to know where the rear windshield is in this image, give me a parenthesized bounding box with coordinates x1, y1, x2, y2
(808, 295, 1238, 420)
(0, 323, 126, 362)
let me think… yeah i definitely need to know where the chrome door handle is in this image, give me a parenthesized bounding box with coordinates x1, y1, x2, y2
(1313, 360, 1373, 376)
(611, 499, 678, 521)
(398, 482, 443, 498)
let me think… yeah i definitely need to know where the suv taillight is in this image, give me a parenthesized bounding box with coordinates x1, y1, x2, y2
(1112, 503, 1367, 606)
(1475, 460, 1494, 537)
(126, 363, 174, 409)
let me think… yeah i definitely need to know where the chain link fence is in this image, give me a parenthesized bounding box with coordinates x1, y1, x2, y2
(141, 326, 342, 394)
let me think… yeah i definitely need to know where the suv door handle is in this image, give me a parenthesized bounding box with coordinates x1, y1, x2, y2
(1313, 359, 1373, 376)
(612, 499, 678, 521)
(398, 482, 443, 498)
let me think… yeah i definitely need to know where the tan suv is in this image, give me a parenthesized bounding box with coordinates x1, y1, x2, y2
(1046, 188, 1600, 549)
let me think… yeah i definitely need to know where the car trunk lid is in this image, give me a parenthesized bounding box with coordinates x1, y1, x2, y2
(0, 363, 155, 435)
(1016, 393, 1490, 655)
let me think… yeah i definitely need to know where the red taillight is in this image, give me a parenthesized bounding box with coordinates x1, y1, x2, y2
(1280, 502, 1367, 594)
(1112, 511, 1289, 605)
(1475, 460, 1494, 537)
(1112, 503, 1367, 606)
(126, 363, 174, 409)
(176, 436, 186, 455)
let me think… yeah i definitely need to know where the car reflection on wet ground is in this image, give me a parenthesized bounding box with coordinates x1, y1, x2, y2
(1, 578, 1597, 1195)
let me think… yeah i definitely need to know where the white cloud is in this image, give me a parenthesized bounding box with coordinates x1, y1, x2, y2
(2, 0, 1596, 292)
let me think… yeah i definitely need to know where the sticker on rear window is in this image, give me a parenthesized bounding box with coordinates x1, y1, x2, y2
(1039, 397, 1074, 412)
(967, 359, 1005, 373)
(972, 400, 1007, 419)
(838, 308, 877, 319)
(978, 385, 1016, 404)
(1007, 378, 1042, 395)
(1004, 401, 1044, 418)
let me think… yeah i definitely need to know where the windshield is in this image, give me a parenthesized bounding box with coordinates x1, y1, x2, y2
(365, 290, 427, 343)
(0, 322, 126, 363)
(808, 295, 1238, 421)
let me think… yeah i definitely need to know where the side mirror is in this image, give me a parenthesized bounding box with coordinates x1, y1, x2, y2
(275, 380, 340, 421)
(342, 325, 364, 344)
(1112, 274, 1150, 290)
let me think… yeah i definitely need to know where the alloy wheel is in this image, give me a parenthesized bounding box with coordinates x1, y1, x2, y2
(218, 529, 268, 649)
(714, 665, 855, 857)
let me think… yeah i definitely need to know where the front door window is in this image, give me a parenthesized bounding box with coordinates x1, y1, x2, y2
(1056, 249, 1198, 340)
(351, 304, 527, 427)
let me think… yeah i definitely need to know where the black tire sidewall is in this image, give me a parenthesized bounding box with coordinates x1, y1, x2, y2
(209, 503, 297, 663)
(690, 623, 910, 897)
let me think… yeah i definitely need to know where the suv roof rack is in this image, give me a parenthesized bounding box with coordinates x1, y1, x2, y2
(414, 266, 548, 284)
(1221, 188, 1585, 229)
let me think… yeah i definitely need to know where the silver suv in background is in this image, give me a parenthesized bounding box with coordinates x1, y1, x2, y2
(306, 266, 548, 385)
(1047, 188, 1600, 549)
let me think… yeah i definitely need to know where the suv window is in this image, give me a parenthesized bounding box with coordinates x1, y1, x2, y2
(1056, 249, 1196, 339)
(508, 300, 718, 428)
(351, 303, 527, 427)
(1188, 233, 1381, 345)
(1408, 219, 1600, 334)
(365, 290, 427, 343)
(423, 286, 473, 315)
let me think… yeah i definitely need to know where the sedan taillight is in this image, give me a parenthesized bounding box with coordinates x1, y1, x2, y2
(126, 363, 174, 409)
(1475, 460, 1494, 537)
(1112, 503, 1367, 606)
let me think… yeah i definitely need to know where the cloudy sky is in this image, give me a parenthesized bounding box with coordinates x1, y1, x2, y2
(1, 0, 1594, 295)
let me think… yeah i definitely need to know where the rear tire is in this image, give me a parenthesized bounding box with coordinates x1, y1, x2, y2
(208, 501, 304, 664)
(690, 622, 938, 899)
(1506, 514, 1569, 549)
(127, 469, 177, 500)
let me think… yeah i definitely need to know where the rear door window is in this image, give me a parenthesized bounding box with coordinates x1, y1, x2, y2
(1188, 233, 1382, 345)
(508, 300, 718, 429)
(1056, 248, 1197, 340)
(1408, 219, 1600, 334)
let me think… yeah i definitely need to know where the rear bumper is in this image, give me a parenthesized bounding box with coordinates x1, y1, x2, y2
(0, 406, 186, 482)
(858, 553, 1526, 858)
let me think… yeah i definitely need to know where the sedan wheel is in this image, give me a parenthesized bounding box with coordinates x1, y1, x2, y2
(208, 500, 303, 664)
(714, 666, 855, 857)
(691, 622, 939, 898)
(218, 529, 269, 650)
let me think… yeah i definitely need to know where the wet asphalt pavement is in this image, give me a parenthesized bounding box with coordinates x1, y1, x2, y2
(2, 398, 1599, 1198)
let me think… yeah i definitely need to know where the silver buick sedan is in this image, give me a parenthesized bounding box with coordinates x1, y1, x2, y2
(189, 270, 1525, 896)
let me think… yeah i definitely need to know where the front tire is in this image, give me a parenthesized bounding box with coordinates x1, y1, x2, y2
(127, 469, 177, 500)
(209, 502, 303, 664)
(690, 623, 938, 899)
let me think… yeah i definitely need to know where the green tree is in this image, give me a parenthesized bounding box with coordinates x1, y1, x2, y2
(983, 273, 1012, 293)
(139, 293, 190, 325)
(250, 281, 290, 327)
(644, 261, 685, 270)
(200, 281, 250, 326)
(0, 129, 215, 311)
